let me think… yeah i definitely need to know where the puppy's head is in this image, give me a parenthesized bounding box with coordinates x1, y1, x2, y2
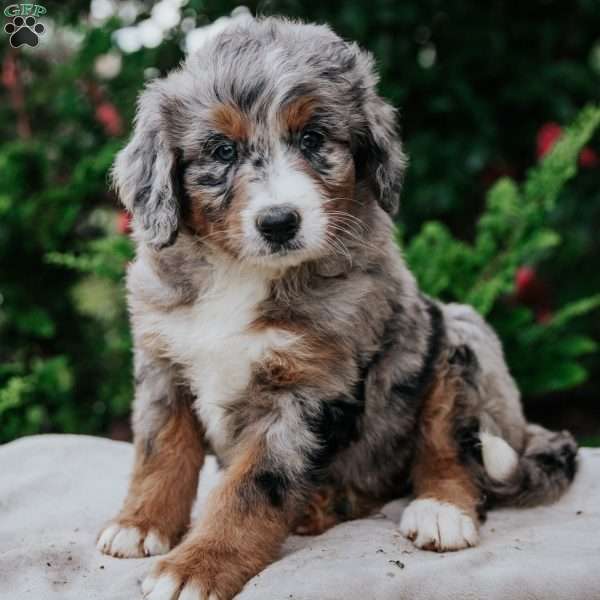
(113, 17, 406, 267)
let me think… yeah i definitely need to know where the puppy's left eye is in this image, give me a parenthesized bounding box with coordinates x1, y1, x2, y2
(300, 130, 324, 153)
(213, 142, 237, 163)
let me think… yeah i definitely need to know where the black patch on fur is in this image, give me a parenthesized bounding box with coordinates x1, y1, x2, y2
(390, 299, 444, 401)
(455, 417, 483, 466)
(305, 396, 364, 472)
(173, 151, 190, 218)
(353, 129, 386, 181)
(323, 299, 406, 442)
(220, 180, 236, 208)
(561, 443, 579, 482)
(159, 226, 179, 249)
(533, 443, 578, 482)
(448, 343, 475, 368)
(353, 144, 370, 184)
(309, 151, 334, 176)
(195, 171, 227, 187)
(354, 298, 406, 393)
(254, 470, 290, 508)
(448, 343, 480, 388)
(235, 79, 267, 113)
(280, 82, 317, 106)
(134, 183, 151, 208)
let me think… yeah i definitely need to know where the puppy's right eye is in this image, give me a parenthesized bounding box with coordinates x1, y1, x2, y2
(213, 142, 237, 163)
(300, 130, 324, 153)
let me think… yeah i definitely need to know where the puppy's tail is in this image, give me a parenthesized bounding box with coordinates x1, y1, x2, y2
(479, 424, 578, 507)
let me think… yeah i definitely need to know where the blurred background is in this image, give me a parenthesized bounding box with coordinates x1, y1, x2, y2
(1, 0, 599, 445)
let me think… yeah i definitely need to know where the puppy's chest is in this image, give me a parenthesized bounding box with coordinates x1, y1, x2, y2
(145, 270, 293, 452)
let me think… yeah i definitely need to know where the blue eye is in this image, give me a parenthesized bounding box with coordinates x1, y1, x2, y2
(300, 130, 324, 152)
(213, 142, 237, 163)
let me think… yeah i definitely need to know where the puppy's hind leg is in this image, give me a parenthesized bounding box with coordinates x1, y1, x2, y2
(98, 354, 205, 558)
(400, 348, 482, 552)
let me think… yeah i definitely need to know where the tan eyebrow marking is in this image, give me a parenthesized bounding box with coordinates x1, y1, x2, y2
(212, 104, 250, 141)
(281, 96, 318, 132)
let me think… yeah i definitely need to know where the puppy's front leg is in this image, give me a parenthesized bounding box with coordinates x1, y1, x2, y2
(400, 352, 481, 552)
(142, 435, 297, 600)
(98, 353, 205, 558)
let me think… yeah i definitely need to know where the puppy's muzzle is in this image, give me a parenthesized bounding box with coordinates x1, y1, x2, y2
(256, 205, 301, 246)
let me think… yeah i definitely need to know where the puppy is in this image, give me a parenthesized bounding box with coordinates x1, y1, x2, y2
(97, 17, 578, 600)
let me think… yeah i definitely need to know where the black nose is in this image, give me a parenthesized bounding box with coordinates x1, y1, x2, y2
(256, 206, 301, 245)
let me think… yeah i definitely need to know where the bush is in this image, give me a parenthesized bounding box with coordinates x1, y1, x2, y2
(1, 1, 599, 442)
(404, 106, 600, 395)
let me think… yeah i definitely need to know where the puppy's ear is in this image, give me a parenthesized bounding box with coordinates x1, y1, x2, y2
(112, 85, 180, 249)
(353, 50, 407, 216)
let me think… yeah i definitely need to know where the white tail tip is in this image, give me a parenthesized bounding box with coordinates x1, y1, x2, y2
(480, 432, 518, 481)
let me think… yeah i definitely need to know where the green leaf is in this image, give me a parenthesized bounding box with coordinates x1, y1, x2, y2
(526, 362, 588, 395)
(548, 295, 600, 329)
(0, 377, 31, 415)
(525, 105, 600, 210)
(13, 307, 56, 338)
(554, 336, 598, 357)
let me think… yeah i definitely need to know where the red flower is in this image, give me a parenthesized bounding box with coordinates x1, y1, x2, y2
(537, 121, 598, 168)
(116, 211, 132, 235)
(579, 147, 599, 168)
(1, 53, 17, 89)
(536, 307, 553, 324)
(515, 266, 553, 323)
(95, 102, 123, 137)
(515, 266, 537, 297)
(536, 122, 562, 159)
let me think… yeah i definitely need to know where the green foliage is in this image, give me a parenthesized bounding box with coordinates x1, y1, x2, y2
(47, 234, 134, 280)
(405, 106, 600, 394)
(0, 86, 134, 443)
(0, 357, 73, 440)
(0, 139, 134, 441)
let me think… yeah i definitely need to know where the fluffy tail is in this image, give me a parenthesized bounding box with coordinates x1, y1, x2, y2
(479, 424, 578, 507)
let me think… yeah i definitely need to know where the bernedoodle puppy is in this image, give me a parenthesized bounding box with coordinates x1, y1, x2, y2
(97, 16, 578, 600)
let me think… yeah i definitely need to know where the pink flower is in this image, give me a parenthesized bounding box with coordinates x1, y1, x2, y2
(95, 102, 123, 137)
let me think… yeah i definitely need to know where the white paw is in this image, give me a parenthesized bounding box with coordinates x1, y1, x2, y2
(142, 574, 221, 600)
(399, 498, 478, 551)
(97, 523, 170, 558)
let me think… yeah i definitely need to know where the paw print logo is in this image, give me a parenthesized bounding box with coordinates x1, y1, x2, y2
(4, 16, 45, 48)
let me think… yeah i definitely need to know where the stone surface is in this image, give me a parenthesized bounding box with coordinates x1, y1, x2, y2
(1, 434, 599, 599)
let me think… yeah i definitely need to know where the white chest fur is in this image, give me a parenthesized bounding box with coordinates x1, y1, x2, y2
(135, 259, 293, 454)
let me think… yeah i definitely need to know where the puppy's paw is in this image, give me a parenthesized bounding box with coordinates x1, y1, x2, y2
(142, 542, 245, 600)
(97, 522, 170, 558)
(142, 574, 219, 600)
(399, 498, 478, 552)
